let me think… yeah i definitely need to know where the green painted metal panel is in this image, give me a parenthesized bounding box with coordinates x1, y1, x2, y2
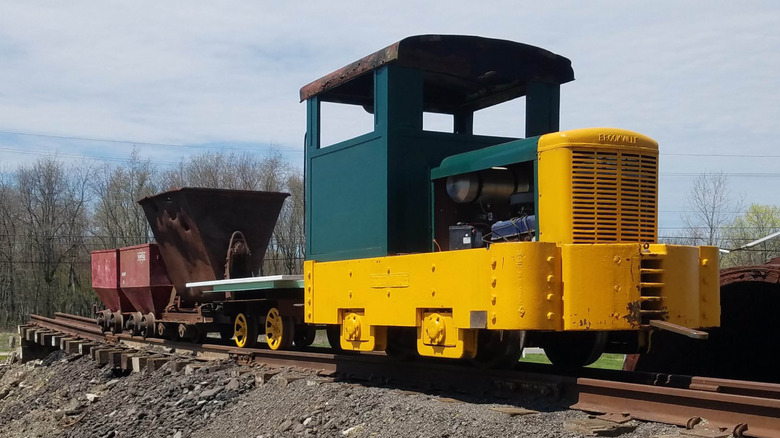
(430, 137, 540, 180)
(304, 53, 557, 262)
(304, 97, 319, 260)
(204, 279, 304, 293)
(308, 134, 387, 259)
(526, 82, 561, 137)
(534, 159, 540, 237)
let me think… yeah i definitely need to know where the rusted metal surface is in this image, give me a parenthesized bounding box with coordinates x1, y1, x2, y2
(138, 188, 289, 305)
(570, 377, 780, 438)
(119, 244, 173, 315)
(91, 249, 135, 313)
(28, 313, 105, 342)
(720, 257, 780, 287)
(648, 319, 709, 339)
(299, 35, 574, 113)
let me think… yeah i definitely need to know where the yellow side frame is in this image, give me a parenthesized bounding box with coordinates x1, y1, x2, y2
(304, 241, 720, 357)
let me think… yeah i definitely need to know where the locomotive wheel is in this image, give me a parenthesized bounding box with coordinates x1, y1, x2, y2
(385, 327, 418, 359)
(325, 325, 343, 352)
(293, 325, 317, 348)
(139, 313, 155, 339)
(265, 308, 294, 350)
(471, 330, 526, 369)
(234, 313, 258, 348)
(543, 331, 608, 368)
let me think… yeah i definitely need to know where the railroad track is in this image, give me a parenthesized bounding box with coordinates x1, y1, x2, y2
(17, 313, 780, 438)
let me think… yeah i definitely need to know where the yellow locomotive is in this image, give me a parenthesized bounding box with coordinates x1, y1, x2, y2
(301, 35, 719, 367)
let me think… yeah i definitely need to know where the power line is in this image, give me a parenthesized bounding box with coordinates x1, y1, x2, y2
(661, 153, 780, 158)
(660, 210, 747, 214)
(0, 146, 176, 164)
(661, 172, 780, 177)
(0, 130, 303, 154)
(658, 225, 780, 230)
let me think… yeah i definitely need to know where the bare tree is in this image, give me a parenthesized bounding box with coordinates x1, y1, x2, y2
(16, 157, 92, 317)
(0, 149, 305, 327)
(160, 150, 288, 191)
(158, 149, 300, 275)
(681, 171, 740, 247)
(271, 172, 305, 274)
(0, 173, 23, 325)
(91, 149, 158, 248)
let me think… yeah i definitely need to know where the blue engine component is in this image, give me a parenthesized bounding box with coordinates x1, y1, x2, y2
(490, 216, 536, 240)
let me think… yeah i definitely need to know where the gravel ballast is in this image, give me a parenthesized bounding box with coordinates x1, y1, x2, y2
(0, 350, 687, 437)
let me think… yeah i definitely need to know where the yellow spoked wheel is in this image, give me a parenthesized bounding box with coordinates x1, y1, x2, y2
(265, 307, 294, 350)
(234, 313, 257, 348)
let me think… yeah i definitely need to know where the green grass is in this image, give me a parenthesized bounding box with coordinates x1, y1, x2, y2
(519, 353, 625, 370)
(0, 332, 19, 354)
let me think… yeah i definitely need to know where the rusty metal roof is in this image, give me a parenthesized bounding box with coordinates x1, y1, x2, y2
(299, 34, 574, 113)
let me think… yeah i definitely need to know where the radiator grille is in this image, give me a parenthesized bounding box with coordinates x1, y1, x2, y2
(570, 149, 657, 243)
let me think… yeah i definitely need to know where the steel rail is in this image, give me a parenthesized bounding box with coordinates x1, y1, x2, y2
(570, 377, 780, 438)
(24, 313, 780, 437)
(29, 314, 104, 342)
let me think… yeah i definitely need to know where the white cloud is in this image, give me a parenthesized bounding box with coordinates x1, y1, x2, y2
(0, 1, 779, 229)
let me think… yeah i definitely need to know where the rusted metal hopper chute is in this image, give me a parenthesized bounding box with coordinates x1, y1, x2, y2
(138, 187, 290, 306)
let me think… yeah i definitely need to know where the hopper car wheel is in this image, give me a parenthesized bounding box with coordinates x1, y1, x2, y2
(95, 314, 104, 331)
(543, 331, 607, 368)
(293, 325, 317, 348)
(109, 312, 124, 334)
(325, 325, 343, 352)
(265, 308, 294, 350)
(139, 313, 155, 339)
(471, 330, 526, 369)
(127, 312, 143, 336)
(234, 313, 258, 348)
(96, 310, 111, 333)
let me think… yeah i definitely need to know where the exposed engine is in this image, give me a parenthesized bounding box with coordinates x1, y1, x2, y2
(444, 164, 535, 249)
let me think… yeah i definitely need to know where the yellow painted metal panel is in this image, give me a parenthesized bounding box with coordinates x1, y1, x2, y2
(416, 311, 477, 359)
(306, 242, 562, 332)
(538, 146, 573, 244)
(339, 311, 387, 351)
(304, 261, 315, 323)
(538, 128, 659, 246)
(561, 244, 642, 330)
(306, 240, 719, 352)
(698, 246, 720, 328)
(645, 244, 700, 328)
(538, 128, 658, 153)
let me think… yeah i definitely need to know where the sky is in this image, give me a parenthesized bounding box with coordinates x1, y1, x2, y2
(1, 1, 778, 236)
